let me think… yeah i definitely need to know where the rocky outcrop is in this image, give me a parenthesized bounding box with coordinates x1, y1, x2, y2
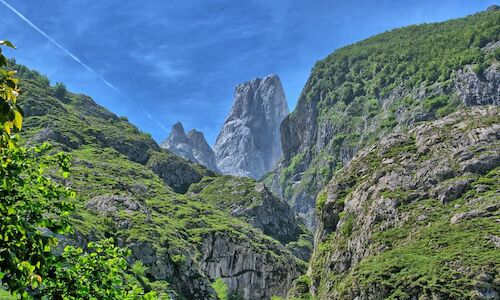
(188, 176, 310, 246)
(146, 150, 208, 193)
(309, 106, 500, 299)
(86, 194, 149, 216)
(455, 63, 500, 106)
(215, 74, 289, 179)
(200, 233, 303, 300)
(487, 4, 500, 11)
(161, 122, 219, 172)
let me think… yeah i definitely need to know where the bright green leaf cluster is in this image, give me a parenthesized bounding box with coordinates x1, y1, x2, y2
(38, 238, 157, 299)
(0, 40, 23, 148)
(0, 143, 74, 297)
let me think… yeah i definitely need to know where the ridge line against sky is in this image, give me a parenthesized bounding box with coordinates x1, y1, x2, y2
(0, 0, 496, 145)
(0, 0, 166, 131)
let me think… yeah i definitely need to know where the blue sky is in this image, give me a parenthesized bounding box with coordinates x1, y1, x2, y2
(0, 0, 496, 144)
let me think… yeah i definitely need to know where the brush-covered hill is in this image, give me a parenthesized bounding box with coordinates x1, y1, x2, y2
(11, 61, 311, 300)
(265, 7, 500, 229)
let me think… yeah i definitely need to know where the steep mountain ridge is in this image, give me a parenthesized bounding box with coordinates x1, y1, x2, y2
(160, 122, 219, 172)
(306, 106, 499, 299)
(215, 74, 289, 179)
(265, 8, 500, 229)
(13, 61, 308, 299)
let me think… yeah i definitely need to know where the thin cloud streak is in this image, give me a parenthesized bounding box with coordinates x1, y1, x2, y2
(0, 0, 123, 96)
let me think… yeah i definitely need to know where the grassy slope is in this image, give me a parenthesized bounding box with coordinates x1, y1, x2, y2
(11, 62, 305, 298)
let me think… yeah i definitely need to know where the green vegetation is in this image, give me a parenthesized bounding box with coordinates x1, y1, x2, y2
(40, 239, 156, 299)
(0, 42, 155, 298)
(212, 278, 229, 300)
(275, 9, 500, 225)
(188, 176, 263, 209)
(349, 167, 500, 299)
(1, 43, 305, 298)
(315, 191, 327, 211)
(310, 108, 500, 299)
(281, 152, 306, 187)
(0, 143, 74, 296)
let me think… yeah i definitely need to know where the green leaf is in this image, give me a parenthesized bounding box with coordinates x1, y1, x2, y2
(0, 40, 16, 48)
(13, 110, 22, 130)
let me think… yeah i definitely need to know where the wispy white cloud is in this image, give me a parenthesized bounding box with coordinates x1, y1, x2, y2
(142, 52, 188, 81)
(155, 121, 169, 133)
(144, 111, 153, 120)
(143, 109, 169, 133)
(0, 0, 124, 96)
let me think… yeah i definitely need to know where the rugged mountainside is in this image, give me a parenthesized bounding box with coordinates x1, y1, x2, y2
(13, 61, 308, 299)
(265, 8, 500, 229)
(188, 176, 313, 261)
(305, 106, 499, 299)
(215, 74, 289, 179)
(8, 6, 500, 300)
(161, 122, 219, 172)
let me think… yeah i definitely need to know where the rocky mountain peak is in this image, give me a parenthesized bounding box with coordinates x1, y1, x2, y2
(168, 121, 188, 143)
(214, 74, 289, 179)
(186, 129, 208, 148)
(161, 122, 219, 172)
(487, 4, 500, 11)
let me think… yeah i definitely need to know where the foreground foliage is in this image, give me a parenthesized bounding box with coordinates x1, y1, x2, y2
(0, 143, 73, 297)
(39, 239, 156, 299)
(0, 41, 156, 299)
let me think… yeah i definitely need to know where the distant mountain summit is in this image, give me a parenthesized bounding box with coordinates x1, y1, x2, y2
(214, 74, 289, 179)
(161, 74, 289, 179)
(160, 122, 219, 172)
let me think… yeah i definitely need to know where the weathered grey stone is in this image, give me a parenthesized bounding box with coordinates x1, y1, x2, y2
(215, 74, 289, 179)
(455, 63, 500, 106)
(86, 194, 149, 216)
(200, 233, 302, 299)
(161, 122, 219, 172)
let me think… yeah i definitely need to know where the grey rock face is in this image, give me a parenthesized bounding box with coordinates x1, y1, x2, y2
(146, 151, 206, 194)
(215, 74, 289, 179)
(86, 194, 149, 216)
(487, 4, 500, 11)
(161, 122, 219, 172)
(200, 233, 302, 300)
(455, 63, 500, 106)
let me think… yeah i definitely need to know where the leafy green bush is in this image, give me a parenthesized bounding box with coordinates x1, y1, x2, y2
(0, 40, 23, 148)
(40, 238, 156, 299)
(52, 82, 68, 101)
(212, 278, 229, 300)
(423, 95, 449, 111)
(0, 143, 74, 297)
(316, 191, 327, 211)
